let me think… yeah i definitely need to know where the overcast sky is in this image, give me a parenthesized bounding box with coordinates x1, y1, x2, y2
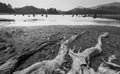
(1, 0, 120, 11)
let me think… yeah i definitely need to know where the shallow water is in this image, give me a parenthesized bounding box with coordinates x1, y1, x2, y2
(0, 14, 120, 27)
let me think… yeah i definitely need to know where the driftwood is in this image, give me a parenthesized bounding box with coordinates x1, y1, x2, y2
(67, 32, 120, 74)
(98, 55, 120, 74)
(12, 34, 79, 74)
(0, 38, 63, 74)
(1, 31, 120, 74)
(67, 32, 109, 74)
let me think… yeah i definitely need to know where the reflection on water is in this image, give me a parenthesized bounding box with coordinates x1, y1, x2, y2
(24, 19, 45, 22)
(93, 19, 120, 27)
(93, 20, 120, 25)
(0, 15, 120, 27)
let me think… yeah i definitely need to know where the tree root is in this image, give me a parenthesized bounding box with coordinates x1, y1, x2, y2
(0, 38, 63, 74)
(67, 32, 109, 74)
(13, 34, 79, 74)
(1, 31, 120, 74)
(98, 55, 120, 74)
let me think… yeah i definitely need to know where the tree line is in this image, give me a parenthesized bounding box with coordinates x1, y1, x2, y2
(14, 7, 59, 14)
(0, 2, 14, 13)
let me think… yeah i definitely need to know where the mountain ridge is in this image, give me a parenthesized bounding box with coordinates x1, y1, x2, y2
(75, 6, 85, 9)
(1, 2, 120, 14)
(68, 2, 120, 14)
(90, 2, 120, 9)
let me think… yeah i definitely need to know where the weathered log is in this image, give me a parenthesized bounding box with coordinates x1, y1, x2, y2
(98, 55, 120, 74)
(67, 32, 108, 74)
(13, 34, 79, 74)
(0, 38, 63, 74)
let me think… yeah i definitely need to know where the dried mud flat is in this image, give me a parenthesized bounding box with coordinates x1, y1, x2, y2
(0, 25, 120, 74)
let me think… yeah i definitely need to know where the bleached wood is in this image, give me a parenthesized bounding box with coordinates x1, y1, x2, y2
(98, 55, 120, 74)
(13, 34, 78, 74)
(67, 32, 108, 74)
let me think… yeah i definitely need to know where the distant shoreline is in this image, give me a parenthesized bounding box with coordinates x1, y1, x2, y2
(95, 14, 120, 20)
(0, 14, 120, 22)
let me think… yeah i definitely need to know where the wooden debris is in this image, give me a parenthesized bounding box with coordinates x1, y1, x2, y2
(0, 38, 63, 74)
(13, 34, 78, 74)
(98, 55, 120, 74)
(67, 32, 108, 74)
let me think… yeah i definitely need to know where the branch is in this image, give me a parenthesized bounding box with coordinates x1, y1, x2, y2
(13, 34, 78, 74)
(0, 39, 63, 74)
(67, 32, 109, 74)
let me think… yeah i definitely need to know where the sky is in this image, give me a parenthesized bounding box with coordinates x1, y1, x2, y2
(1, 0, 120, 11)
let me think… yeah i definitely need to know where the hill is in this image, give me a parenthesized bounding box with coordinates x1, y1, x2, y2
(95, 6, 120, 13)
(14, 6, 47, 14)
(14, 6, 58, 14)
(90, 2, 120, 14)
(90, 2, 120, 9)
(66, 8, 111, 14)
(66, 2, 120, 14)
